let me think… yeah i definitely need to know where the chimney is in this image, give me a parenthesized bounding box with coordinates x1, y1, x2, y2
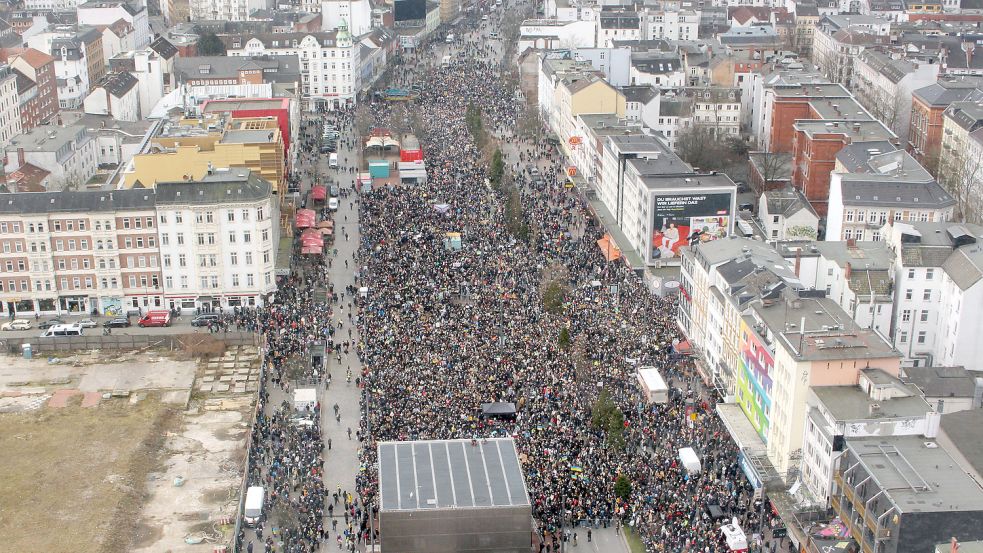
(794, 248, 802, 276)
(16, 147, 24, 168)
(847, 238, 857, 249)
(845, 261, 852, 278)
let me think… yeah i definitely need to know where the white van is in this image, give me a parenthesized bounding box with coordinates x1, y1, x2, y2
(441, 54, 452, 67)
(244, 486, 265, 526)
(40, 323, 83, 338)
(445, 33, 455, 43)
(328, 153, 338, 168)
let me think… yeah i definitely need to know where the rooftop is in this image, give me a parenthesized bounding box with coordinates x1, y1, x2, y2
(812, 240, 895, 270)
(912, 78, 983, 107)
(378, 438, 530, 511)
(903, 366, 979, 399)
(763, 185, 816, 218)
(154, 168, 273, 204)
(0, 188, 153, 213)
(845, 435, 983, 513)
(939, 409, 983, 480)
(9, 124, 88, 153)
(812, 380, 929, 422)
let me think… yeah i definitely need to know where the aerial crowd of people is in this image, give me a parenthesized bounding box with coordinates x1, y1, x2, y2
(236, 2, 779, 552)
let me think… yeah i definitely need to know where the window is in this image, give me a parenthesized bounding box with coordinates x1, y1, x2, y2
(160, 214, 167, 224)
(901, 309, 911, 322)
(923, 289, 931, 301)
(243, 231, 251, 244)
(207, 234, 216, 245)
(177, 233, 185, 245)
(123, 218, 130, 230)
(917, 331, 927, 344)
(229, 232, 236, 244)
(165, 276, 173, 288)
(180, 275, 188, 289)
(199, 255, 207, 267)
(926, 268, 934, 279)
(211, 276, 219, 288)
(856, 210, 865, 222)
(908, 269, 916, 279)
(134, 218, 142, 229)
(200, 276, 208, 289)
(230, 252, 238, 266)
(265, 272, 271, 285)
(161, 234, 169, 246)
(195, 213, 203, 224)
(262, 230, 269, 242)
(136, 237, 144, 248)
(163, 255, 171, 268)
(245, 252, 253, 265)
(53, 221, 61, 231)
(263, 251, 271, 264)
(209, 255, 217, 267)
(846, 210, 854, 222)
(920, 310, 929, 322)
(905, 289, 913, 300)
(206, 211, 214, 223)
(124, 238, 132, 249)
(197, 234, 205, 246)
(227, 210, 235, 222)
(247, 273, 254, 286)
(178, 254, 187, 267)
(232, 274, 240, 287)
(175, 212, 183, 224)
(243, 209, 251, 221)
(844, 229, 853, 240)
(128, 276, 137, 287)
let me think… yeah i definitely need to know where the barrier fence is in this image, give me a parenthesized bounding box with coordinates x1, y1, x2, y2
(2, 331, 260, 354)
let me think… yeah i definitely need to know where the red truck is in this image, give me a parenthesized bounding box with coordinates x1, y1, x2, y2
(137, 310, 172, 327)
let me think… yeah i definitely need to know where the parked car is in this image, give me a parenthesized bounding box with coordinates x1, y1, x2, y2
(329, 184, 340, 197)
(103, 318, 131, 328)
(38, 318, 65, 330)
(191, 314, 221, 327)
(76, 318, 98, 328)
(1, 319, 32, 331)
(328, 197, 339, 211)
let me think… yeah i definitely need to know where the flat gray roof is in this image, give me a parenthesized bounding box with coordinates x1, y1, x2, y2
(846, 436, 983, 513)
(812, 385, 929, 422)
(378, 438, 530, 511)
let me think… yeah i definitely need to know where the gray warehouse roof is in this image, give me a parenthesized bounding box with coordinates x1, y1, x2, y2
(378, 438, 530, 511)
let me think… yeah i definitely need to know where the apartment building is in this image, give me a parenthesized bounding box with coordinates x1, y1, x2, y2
(832, 435, 983, 553)
(0, 189, 160, 317)
(851, 49, 938, 139)
(812, 14, 891, 88)
(155, 168, 280, 313)
(77, 0, 151, 48)
(223, 27, 360, 110)
(8, 48, 59, 131)
(5, 123, 99, 190)
(123, 111, 286, 192)
(907, 78, 983, 167)
(0, 64, 22, 149)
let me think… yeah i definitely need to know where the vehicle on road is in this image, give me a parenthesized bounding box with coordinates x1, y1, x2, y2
(38, 318, 65, 330)
(191, 314, 221, 327)
(441, 54, 452, 67)
(138, 310, 172, 327)
(445, 33, 455, 43)
(76, 318, 98, 328)
(482, 14, 489, 20)
(329, 153, 339, 168)
(40, 323, 83, 337)
(103, 318, 131, 328)
(329, 184, 340, 197)
(328, 197, 339, 211)
(489, 32, 499, 38)
(1, 319, 31, 331)
(244, 486, 265, 526)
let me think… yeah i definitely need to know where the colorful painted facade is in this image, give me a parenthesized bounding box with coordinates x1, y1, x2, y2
(736, 318, 774, 442)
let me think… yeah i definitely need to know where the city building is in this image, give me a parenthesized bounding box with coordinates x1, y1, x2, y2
(0, 188, 161, 317)
(172, 55, 301, 88)
(8, 48, 59, 131)
(907, 78, 983, 167)
(901, 365, 983, 414)
(757, 186, 820, 241)
(938, 100, 983, 222)
(223, 26, 360, 110)
(0, 64, 22, 149)
(122, 110, 286, 192)
(831, 435, 983, 553)
(851, 49, 939, 139)
(321, 0, 372, 35)
(740, 288, 902, 479)
(32, 25, 107, 109)
(77, 0, 150, 48)
(107, 36, 178, 119)
(800, 368, 934, 506)
(155, 168, 280, 312)
(378, 438, 532, 553)
(812, 14, 891, 88)
(5, 123, 99, 190)
(82, 71, 139, 122)
(519, 19, 597, 52)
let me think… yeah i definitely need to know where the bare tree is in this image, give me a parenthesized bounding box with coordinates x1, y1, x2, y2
(938, 146, 983, 224)
(748, 151, 789, 199)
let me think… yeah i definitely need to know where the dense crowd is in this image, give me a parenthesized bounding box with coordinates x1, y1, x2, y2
(349, 8, 763, 553)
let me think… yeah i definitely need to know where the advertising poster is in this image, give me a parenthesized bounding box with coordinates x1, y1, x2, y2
(651, 193, 732, 260)
(102, 296, 123, 317)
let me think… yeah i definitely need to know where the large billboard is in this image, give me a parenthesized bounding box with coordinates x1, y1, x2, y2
(394, 0, 427, 21)
(737, 318, 773, 443)
(651, 192, 732, 260)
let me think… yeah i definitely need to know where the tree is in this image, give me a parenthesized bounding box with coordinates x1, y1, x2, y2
(558, 327, 571, 349)
(675, 125, 732, 173)
(542, 280, 566, 314)
(591, 389, 626, 450)
(938, 145, 983, 224)
(196, 29, 226, 56)
(748, 151, 790, 199)
(614, 474, 632, 502)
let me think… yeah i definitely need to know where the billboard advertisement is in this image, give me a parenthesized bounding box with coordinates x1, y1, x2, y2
(651, 193, 732, 260)
(394, 0, 427, 21)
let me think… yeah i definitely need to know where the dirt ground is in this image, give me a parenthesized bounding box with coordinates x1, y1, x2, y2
(0, 397, 173, 553)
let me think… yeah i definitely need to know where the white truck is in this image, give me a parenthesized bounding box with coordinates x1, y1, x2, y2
(678, 447, 702, 475)
(636, 366, 668, 404)
(244, 486, 265, 526)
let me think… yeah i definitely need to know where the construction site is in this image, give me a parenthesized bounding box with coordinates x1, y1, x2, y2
(0, 334, 262, 553)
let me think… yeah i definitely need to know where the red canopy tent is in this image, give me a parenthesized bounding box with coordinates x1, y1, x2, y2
(311, 186, 327, 201)
(295, 209, 316, 229)
(301, 245, 323, 255)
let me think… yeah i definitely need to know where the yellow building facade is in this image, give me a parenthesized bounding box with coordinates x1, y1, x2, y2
(123, 116, 285, 192)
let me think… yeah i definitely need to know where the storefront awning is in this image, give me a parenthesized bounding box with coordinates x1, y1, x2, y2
(311, 186, 327, 201)
(596, 234, 622, 262)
